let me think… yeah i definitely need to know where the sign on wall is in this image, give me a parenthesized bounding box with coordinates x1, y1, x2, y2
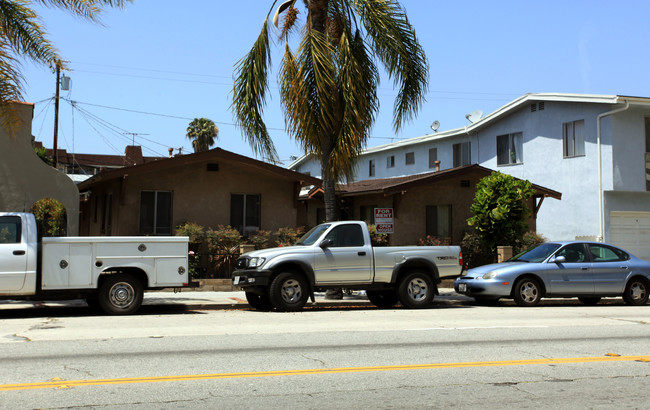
(374, 208, 394, 234)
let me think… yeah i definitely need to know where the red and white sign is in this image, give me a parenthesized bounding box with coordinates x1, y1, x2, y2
(374, 208, 394, 234)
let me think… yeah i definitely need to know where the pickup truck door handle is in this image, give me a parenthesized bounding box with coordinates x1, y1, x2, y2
(13, 250, 25, 256)
(358, 251, 366, 256)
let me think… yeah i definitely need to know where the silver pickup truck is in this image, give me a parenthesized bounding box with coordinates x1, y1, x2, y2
(233, 221, 463, 311)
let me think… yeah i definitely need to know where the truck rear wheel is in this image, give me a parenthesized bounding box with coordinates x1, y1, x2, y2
(398, 272, 434, 309)
(366, 290, 398, 308)
(269, 272, 308, 312)
(98, 274, 143, 315)
(245, 291, 273, 311)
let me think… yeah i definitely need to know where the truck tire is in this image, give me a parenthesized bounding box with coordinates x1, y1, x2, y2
(366, 290, 398, 308)
(269, 272, 308, 312)
(245, 291, 273, 311)
(397, 272, 434, 309)
(98, 274, 143, 315)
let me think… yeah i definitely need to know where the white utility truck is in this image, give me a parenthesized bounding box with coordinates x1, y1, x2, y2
(0, 212, 191, 314)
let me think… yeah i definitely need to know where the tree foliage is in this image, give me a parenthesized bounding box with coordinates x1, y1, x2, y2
(186, 117, 219, 153)
(232, 0, 429, 221)
(467, 172, 535, 253)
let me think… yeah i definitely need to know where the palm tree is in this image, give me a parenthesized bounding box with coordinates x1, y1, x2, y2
(232, 0, 428, 222)
(186, 118, 219, 153)
(0, 0, 129, 127)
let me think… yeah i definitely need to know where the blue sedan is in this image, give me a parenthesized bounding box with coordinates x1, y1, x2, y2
(454, 241, 650, 306)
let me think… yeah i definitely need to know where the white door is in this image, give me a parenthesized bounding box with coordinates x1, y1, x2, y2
(0, 216, 27, 291)
(609, 212, 650, 261)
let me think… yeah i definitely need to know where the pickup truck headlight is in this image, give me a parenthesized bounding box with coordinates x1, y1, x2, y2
(482, 271, 498, 280)
(248, 257, 266, 268)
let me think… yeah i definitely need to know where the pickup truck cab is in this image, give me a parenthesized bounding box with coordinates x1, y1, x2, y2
(0, 212, 191, 314)
(233, 221, 463, 311)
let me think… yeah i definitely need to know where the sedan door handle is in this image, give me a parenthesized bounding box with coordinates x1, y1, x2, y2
(620, 266, 629, 269)
(13, 250, 25, 256)
(358, 251, 366, 256)
(580, 267, 589, 270)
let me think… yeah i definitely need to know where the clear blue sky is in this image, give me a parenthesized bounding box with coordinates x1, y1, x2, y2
(22, 0, 650, 165)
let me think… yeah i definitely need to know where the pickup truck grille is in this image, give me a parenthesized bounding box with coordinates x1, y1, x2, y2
(235, 257, 249, 269)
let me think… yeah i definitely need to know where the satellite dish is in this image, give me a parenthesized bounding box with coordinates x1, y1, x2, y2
(430, 121, 440, 132)
(465, 110, 483, 123)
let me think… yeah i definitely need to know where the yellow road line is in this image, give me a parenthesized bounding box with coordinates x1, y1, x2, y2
(1, 355, 648, 391)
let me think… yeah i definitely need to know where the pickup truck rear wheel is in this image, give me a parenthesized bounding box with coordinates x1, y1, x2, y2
(269, 272, 309, 312)
(366, 290, 398, 308)
(245, 291, 273, 311)
(398, 272, 434, 309)
(98, 274, 143, 315)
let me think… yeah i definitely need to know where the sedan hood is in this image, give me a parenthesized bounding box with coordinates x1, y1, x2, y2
(467, 261, 528, 276)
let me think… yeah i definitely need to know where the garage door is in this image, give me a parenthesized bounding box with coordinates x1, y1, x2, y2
(610, 212, 650, 261)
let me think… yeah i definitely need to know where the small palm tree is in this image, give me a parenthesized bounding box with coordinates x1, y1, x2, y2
(186, 118, 219, 153)
(232, 0, 429, 221)
(0, 0, 129, 126)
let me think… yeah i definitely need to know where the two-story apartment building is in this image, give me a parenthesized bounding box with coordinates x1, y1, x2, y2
(290, 93, 650, 259)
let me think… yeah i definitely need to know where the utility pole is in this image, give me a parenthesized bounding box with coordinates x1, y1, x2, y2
(53, 62, 61, 169)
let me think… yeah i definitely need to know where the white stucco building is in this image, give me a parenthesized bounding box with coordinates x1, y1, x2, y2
(289, 93, 650, 259)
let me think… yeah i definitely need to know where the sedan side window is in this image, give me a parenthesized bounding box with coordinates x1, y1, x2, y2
(324, 224, 365, 247)
(588, 244, 629, 262)
(555, 244, 588, 263)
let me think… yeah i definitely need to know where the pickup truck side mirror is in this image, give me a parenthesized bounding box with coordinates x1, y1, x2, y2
(552, 255, 566, 263)
(319, 239, 333, 248)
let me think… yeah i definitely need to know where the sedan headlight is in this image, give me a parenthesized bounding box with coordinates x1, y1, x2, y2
(248, 257, 266, 268)
(482, 271, 498, 280)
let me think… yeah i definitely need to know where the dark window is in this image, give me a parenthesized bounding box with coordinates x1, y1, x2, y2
(405, 152, 415, 165)
(316, 208, 326, 225)
(563, 120, 585, 158)
(360, 205, 376, 225)
(453, 142, 471, 167)
(428, 148, 438, 169)
(369, 160, 375, 177)
(555, 243, 588, 263)
(425, 205, 452, 238)
(139, 191, 173, 235)
(497, 132, 523, 165)
(387, 156, 395, 168)
(645, 118, 650, 191)
(0, 216, 21, 243)
(324, 224, 365, 247)
(105, 193, 113, 235)
(230, 194, 261, 236)
(206, 163, 219, 172)
(588, 244, 629, 262)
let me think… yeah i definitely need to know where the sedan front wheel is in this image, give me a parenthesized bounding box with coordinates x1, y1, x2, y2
(513, 277, 542, 307)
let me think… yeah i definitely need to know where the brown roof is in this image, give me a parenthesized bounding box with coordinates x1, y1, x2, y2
(335, 165, 562, 200)
(33, 142, 163, 168)
(78, 147, 321, 190)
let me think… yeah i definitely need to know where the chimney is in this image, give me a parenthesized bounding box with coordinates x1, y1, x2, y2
(434, 160, 441, 172)
(168, 148, 174, 158)
(125, 145, 144, 165)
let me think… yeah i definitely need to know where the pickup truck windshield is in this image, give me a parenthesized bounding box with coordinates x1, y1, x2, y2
(295, 224, 331, 246)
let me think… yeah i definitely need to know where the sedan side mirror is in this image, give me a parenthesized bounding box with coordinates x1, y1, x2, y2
(319, 239, 333, 248)
(553, 255, 566, 263)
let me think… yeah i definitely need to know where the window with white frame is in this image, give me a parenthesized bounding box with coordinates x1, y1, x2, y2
(369, 159, 375, 177)
(497, 132, 523, 165)
(139, 191, 173, 235)
(405, 152, 415, 165)
(428, 148, 438, 169)
(387, 155, 395, 168)
(453, 142, 471, 167)
(563, 119, 585, 158)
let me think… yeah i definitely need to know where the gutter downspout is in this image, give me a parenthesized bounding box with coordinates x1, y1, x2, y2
(597, 99, 629, 242)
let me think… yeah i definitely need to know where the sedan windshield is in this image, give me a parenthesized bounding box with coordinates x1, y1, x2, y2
(295, 224, 331, 246)
(510, 243, 562, 263)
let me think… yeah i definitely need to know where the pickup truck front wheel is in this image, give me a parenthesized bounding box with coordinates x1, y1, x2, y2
(245, 291, 273, 311)
(98, 274, 143, 315)
(269, 272, 309, 312)
(398, 272, 434, 309)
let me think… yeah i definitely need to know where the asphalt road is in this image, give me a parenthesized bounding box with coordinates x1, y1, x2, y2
(0, 297, 648, 409)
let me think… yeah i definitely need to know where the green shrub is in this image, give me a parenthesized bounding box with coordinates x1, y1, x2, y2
(513, 231, 547, 254)
(417, 235, 450, 246)
(207, 226, 243, 276)
(275, 226, 305, 247)
(368, 224, 389, 246)
(30, 198, 66, 237)
(247, 230, 271, 250)
(460, 232, 494, 269)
